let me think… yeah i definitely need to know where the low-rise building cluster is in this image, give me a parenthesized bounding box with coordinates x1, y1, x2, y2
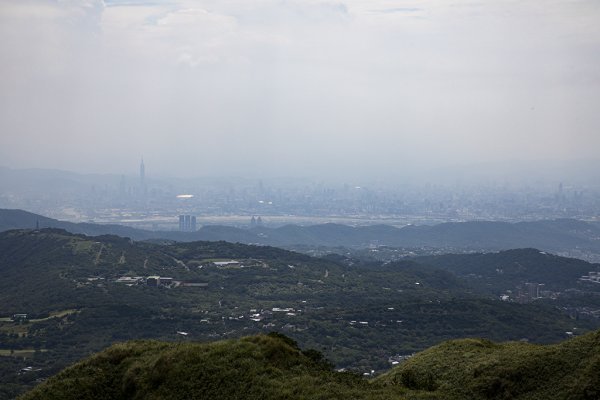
(114, 275, 207, 288)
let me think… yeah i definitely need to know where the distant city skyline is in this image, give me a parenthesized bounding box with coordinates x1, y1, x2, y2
(2, 162, 599, 232)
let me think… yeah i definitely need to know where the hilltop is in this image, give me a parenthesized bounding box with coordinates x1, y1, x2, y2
(19, 331, 600, 400)
(416, 248, 599, 293)
(377, 329, 600, 399)
(19, 333, 398, 400)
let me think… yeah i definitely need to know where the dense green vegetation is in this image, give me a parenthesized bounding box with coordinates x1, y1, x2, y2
(19, 331, 600, 400)
(416, 248, 598, 293)
(19, 334, 398, 400)
(1, 228, 599, 398)
(378, 329, 600, 399)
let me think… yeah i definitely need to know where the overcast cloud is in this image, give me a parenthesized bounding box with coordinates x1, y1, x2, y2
(1, 0, 599, 179)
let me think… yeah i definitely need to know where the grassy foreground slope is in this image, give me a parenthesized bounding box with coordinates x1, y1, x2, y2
(20, 331, 600, 400)
(18, 333, 402, 400)
(378, 330, 600, 400)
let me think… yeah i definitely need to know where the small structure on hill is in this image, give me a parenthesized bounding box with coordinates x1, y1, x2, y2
(12, 313, 28, 321)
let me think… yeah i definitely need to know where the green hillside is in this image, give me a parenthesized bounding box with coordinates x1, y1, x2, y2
(1, 228, 599, 399)
(378, 329, 600, 399)
(417, 248, 599, 293)
(18, 333, 398, 400)
(19, 331, 600, 400)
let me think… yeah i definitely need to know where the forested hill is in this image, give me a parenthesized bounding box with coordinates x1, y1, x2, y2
(19, 330, 600, 400)
(416, 248, 600, 292)
(376, 328, 600, 400)
(2, 208, 600, 256)
(0, 228, 323, 313)
(2, 228, 598, 399)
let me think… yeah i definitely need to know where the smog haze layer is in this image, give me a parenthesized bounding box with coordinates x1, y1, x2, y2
(1, 0, 600, 181)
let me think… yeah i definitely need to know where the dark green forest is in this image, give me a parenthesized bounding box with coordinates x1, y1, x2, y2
(1, 228, 599, 399)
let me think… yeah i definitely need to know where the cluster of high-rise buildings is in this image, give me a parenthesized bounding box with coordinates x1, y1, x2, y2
(179, 215, 197, 232)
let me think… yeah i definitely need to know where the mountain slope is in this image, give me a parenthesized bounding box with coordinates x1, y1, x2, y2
(19, 331, 600, 400)
(377, 329, 600, 399)
(18, 334, 395, 400)
(0, 209, 154, 240)
(416, 248, 599, 292)
(2, 228, 596, 399)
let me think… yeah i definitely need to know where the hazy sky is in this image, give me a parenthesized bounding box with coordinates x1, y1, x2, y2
(1, 0, 599, 179)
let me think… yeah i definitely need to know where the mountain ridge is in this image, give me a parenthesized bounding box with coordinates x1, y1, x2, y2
(2, 209, 600, 258)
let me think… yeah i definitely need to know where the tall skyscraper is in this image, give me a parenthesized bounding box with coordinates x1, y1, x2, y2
(140, 157, 147, 197)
